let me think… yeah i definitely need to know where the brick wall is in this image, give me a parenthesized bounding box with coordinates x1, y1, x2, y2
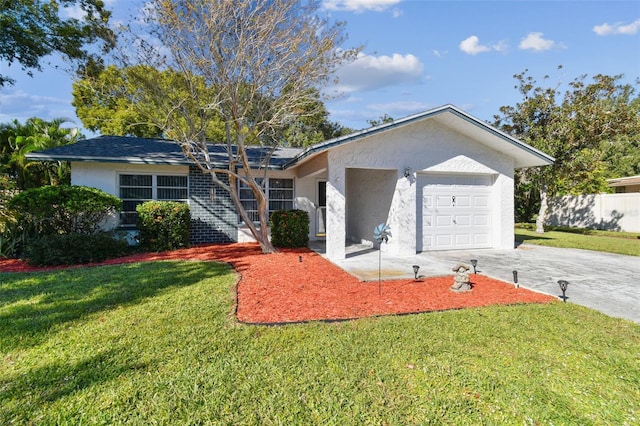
(188, 166, 238, 243)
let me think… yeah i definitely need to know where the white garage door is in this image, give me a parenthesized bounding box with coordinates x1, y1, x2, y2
(419, 174, 493, 251)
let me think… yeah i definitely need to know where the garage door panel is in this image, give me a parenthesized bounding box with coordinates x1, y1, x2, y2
(435, 234, 452, 248)
(474, 196, 489, 207)
(455, 234, 471, 246)
(454, 215, 471, 226)
(419, 174, 493, 251)
(474, 215, 489, 226)
(436, 195, 452, 207)
(455, 195, 471, 207)
(436, 215, 452, 226)
(474, 233, 489, 244)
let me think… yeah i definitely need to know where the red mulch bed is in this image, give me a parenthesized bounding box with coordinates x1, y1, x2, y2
(0, 243, 556, 324)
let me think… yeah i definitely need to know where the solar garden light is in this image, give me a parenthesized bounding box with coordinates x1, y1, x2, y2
(470, 259, 478, 274)
(558, 280, 569, 302)
(512, 270, 519, 287)
(413, 265, 420, 280)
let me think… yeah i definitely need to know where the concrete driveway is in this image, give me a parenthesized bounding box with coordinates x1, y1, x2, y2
(317, 243, 640, 324)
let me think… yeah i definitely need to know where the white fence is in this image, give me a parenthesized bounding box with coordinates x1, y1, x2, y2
(547, 193, 640, 233)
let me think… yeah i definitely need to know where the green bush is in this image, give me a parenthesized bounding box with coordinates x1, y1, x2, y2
(25, 232, 129, 266)
(270, 209, 309, 248)
(7, 185, 122, 236)
(0, 220, 31, 259)
(136, 201, 190, 251)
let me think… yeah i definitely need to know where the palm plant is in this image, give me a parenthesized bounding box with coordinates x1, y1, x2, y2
(0, 118, 81, 189)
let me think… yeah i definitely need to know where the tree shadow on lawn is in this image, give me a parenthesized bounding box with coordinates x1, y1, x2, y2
(0, 261, 230, 352)
(0, 347, 146, 422)
(515, 232, 553, 244)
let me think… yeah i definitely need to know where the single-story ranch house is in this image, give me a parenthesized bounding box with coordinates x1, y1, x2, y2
(27, 104, 553, 261)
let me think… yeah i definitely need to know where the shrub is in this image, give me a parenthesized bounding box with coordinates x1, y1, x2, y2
(0, 220, 31, 259)
(136, 201, 190, 252)
(26, 232, 129, 266)
(7, 185, 121, 236)
(270, 209, 309, 248)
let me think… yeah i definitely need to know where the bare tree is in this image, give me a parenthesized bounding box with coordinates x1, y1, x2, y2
(117, 0, 359, 253)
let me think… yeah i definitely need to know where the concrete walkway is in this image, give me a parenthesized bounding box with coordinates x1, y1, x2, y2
(313, 243, 640, 324)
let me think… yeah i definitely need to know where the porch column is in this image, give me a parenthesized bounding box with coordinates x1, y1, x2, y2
(326, 166, 346, 261)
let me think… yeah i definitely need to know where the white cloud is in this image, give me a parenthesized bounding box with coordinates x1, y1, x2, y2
(322, 0, 402, 13)
(459, 36, 491, 55)
(367, 100, 434, 116)
(331, 52, 424, 94)
(328, 100, 434, 129)
(0, 89, 77, 124)
(61, 0, 117, 20)
(518, 32, 555, 51)
(593, 18, 640, 35)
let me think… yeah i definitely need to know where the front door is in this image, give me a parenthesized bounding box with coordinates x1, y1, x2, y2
(316, 180, 326, 237)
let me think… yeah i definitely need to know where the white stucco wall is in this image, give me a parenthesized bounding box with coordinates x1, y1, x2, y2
(71, 162, 190, 232)
(321, 119, 516, 260)
(71, 162, 189, 194)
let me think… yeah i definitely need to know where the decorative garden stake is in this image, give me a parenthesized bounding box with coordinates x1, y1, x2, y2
(413, 265, 420, 280)
(558, 280, 569, 302)
(470, 259, 478, 274)
(373, 223, 392, 295)
(512, 270, 519, 287)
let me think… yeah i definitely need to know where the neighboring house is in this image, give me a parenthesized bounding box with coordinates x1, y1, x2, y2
(27, 104, 553, 261)
(608, 175, 640, 193)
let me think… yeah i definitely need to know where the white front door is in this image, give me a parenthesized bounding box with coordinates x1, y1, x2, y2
(316, 180, 326, 237)
(419, 174, 493, 251)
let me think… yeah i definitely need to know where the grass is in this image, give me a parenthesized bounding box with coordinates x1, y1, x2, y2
(516, 223, 640, 256)
(1, 261, 639, 424)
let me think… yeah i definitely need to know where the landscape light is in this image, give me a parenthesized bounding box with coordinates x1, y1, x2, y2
(512, 270, 518, 287)
(413, 265, 420, 280)
(558, 280, 569, 302)
(470, 259, 478, 274)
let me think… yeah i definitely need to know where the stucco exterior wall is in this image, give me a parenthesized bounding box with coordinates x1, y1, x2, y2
(71, 162, 189, 195)
(293, 176, 327, 242)
(346, 168, 397, 247)
(71, 162, 190, 234)
(323, 119, 516, 260)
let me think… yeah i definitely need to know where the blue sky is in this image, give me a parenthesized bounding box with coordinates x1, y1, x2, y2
(1, 0, 639, 135)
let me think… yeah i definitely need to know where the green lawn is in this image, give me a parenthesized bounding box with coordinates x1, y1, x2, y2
(1, 261, 639, 424)
(516, 224, 640, 256)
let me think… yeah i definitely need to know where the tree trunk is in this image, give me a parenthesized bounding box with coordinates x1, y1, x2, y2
(536, 184, 548, 234)
(226, 173, 277, 254)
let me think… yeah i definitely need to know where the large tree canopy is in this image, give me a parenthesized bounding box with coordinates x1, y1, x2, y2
(0, 0, 115, 87)
(72, 64, 226, 140)
(493, 68, 640, 232)
(114, 0, 359, 253)
(72, 65, 345, 145)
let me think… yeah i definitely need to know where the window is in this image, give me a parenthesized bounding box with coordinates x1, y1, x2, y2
(239, 178, 294, 223)
(268, 178, 294, 212)
(119, 174, 188, 227)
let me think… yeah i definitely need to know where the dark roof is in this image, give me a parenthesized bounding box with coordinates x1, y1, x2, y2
(27, 105, 554, 170)
(26, 135, 303, 169)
